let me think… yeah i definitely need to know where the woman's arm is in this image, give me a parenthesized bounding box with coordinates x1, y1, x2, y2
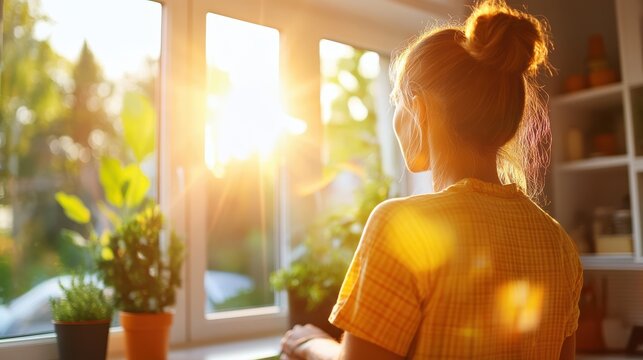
(281, 324, 403, 360)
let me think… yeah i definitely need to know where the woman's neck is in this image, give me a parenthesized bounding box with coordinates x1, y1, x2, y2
(432, 151, 501, 191)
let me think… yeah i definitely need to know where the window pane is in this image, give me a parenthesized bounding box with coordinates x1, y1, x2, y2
(204, 14, 280, 314)
(0, 0, 162, 338)
(319, 39, 385, 210)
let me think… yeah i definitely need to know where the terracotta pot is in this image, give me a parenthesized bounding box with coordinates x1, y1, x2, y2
(593, 133, 617, 156)
(589, 68, 617, 87)
(287, 289, 343, 340)
(120, 312, 173, 360)
(564, 74, 587, 93)
(53, 319, 110, 360)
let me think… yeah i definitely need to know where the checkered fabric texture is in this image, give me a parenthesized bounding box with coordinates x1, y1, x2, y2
(329, 178, 582, 359)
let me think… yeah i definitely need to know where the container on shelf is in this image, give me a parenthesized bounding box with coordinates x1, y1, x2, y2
(595, 234, 633, 254)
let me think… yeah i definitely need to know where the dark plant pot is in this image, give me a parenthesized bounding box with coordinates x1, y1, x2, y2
(53, 320, 110, 360)
(287, 289, 343, 340)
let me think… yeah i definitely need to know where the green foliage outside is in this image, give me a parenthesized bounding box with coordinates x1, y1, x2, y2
(322, 45, 383, 180)
(0, 0, 159, 306)
(54, 91, 157, 263)
(49, 275, 113, 322)
(270, 43, 389, 309)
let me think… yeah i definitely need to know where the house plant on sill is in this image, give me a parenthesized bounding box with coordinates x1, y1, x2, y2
(50, 274, 113, 360)
(270, 178, 390, 339)
(54, 92, 184, 359)
(98, 204, 185, 360)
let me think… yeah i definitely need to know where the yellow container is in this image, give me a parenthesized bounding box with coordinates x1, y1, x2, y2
(595, 234, 633, 254)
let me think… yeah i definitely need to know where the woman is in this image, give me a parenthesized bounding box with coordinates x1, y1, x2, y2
(281, 1, 581, 359)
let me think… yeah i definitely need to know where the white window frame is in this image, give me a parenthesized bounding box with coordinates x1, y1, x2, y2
(0, 0, 429, 356)
(186, 0, 412, 343)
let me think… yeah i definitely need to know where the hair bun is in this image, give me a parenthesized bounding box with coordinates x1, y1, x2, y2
(464, 1, 548, 75)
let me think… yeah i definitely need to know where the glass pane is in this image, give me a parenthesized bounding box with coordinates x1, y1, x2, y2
(319, 39, 385, 211)
(0, 0, 162, 338)
(273, 40, 389, 333)
(204, 14, 280, 314)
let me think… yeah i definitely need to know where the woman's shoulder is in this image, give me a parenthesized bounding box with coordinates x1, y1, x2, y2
(365, 194, 458, 239)
(371, 191, 466, 217)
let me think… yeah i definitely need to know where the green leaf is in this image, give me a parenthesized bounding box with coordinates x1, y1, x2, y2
(121, 92, 156, 162)
(123, 165, 151, 208)
(99, 157, 124, 207)
(55, 192, 91, 224)
(61, 229, 88, 247)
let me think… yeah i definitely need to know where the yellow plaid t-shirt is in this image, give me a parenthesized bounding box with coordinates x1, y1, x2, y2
(329, 178, 582, 359)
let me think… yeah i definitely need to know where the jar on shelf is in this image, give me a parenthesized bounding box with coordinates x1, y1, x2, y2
(592, 206, 615, 237)
(613, 209, 632, 235)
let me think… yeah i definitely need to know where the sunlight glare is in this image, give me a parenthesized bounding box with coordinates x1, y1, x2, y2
(348, 96, 369, 121)
(206, 14, 291, 176)
(384, 207, 455, 273)
(338, 70, 359, 92)
(321, 83, 342, 123)
(358, 51, 381, 79)
(320, 39, 355, 76)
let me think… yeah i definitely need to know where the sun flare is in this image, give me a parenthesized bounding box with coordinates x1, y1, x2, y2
(204, 14, 305, 177)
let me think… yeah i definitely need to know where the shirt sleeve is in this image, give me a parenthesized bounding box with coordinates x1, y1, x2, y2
(328, 201, 423, 357)
(558, 225, 583, 338)
(565, 251, 583, 338)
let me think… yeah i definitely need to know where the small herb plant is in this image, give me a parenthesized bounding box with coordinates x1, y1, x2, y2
(270, 178, 390, 309)
(97, 205, 185, 313)
(50, 275, 113, 322)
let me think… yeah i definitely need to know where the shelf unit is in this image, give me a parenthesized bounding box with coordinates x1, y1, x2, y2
(548, 0, 643, 270)
(556, 155, 628, 172)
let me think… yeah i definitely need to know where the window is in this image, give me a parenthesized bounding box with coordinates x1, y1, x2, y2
(0, 0, 162, 339)
(318, 39, 391, 209)
(203, 14, 281, 314)
(0, 0, 413, 354)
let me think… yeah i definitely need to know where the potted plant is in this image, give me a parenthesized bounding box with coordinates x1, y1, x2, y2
(54, 92, 184, 358)
(97, 204, 184, 360)
(270, 178, 389, 339)
(50, 275, 113, 360)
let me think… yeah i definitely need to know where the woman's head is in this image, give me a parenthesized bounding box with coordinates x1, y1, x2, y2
(391, 0, 551, 201)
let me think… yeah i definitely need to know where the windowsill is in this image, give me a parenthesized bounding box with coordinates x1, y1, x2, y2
(113, 335, 282, 360)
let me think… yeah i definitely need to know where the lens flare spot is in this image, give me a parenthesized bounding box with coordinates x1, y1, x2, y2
(496, 280, 543, 334)
(384, 206, 455, 273)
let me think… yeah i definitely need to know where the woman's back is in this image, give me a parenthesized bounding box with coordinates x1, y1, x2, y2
(282, 2, 582, 359)
(330, 178, 581, 359)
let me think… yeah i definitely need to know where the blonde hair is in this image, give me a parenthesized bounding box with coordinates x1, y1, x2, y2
(391, 0, 552, 202)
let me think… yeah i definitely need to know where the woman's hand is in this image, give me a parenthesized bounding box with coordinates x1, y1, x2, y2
(280, 324, 341, 360)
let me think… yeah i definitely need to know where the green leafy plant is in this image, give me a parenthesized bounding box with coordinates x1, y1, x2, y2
(270, 178, 390, 309)
(54, 91, 164, 280)
(50, 275, 113, 322)
(97, 205, 185, 313)
(54, 91, 156, 252)
(54, 92, 185, 313)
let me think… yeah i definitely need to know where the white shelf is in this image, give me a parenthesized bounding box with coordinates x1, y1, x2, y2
(551, 83, 624, 110)
(557, 155, 629, 172)
(581, 254, 642, 270)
